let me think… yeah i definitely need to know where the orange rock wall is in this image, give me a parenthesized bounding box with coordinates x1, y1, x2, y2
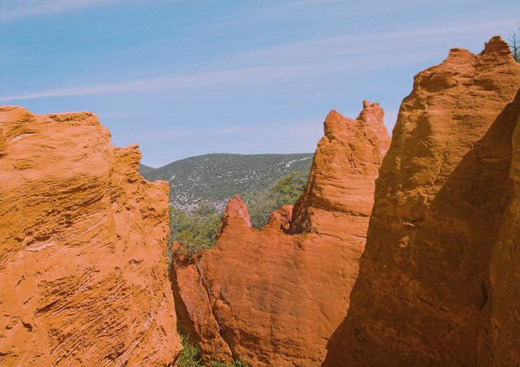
(0, 107, 181, 366)
(171, 103, 390, 366)
(481, 90, 520, 367)
(323, 37, 520, 367)
(290, 102, 391, 234)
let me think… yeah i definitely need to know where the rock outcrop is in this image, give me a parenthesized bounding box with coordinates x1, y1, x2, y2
(323, 37, 520, 367)
(171, 103, 390, 366)
(0, 107, 181, 366)
(481, 89, 520, 367)
(290, 102, 391, 235)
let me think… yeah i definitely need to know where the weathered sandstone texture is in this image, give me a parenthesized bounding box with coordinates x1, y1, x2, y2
(171, 103, 390, 366)
(323, 37, 520, 367)
(482, 89, 520, 367)
(0, 107, 181, 366)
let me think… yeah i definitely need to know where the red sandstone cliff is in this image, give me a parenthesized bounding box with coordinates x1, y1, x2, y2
(291, 102, 391, 234)
(323, 37, 520, 367)
(171, 102, 390, 366)
(0, 107, 182, 366)
(482, 90, 520, 367)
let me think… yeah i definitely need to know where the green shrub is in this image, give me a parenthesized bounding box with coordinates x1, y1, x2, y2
(209, 360, 248, 367)
(176, 333, 248, 367)
(177, 334, 203, 367)
(243, 170, 307, 228)
(168, 171, 307, 265)
(169, 202, 222, 262)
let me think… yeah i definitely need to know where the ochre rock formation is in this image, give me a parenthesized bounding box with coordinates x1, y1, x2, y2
(171, 102, 390, 366)
(0, 107, 181, 366)
(290, 102, 391, 235)
(323, 37, 520, 367)
(482, 89, 520, 367)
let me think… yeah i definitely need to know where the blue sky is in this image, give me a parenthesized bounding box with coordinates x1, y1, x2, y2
(1, 0, 519, 166)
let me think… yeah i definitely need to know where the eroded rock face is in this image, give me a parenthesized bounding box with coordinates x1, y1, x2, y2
(290, 102, 391, 235)
(0, 107, 181, 366)
(323, 37, 520, 367)
(171, 103, 390, 366)
(482, 90, 520, 367)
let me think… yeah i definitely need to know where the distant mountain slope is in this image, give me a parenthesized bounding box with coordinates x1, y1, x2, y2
(140, 153, 313, 211)
(139, 164, 156, 175)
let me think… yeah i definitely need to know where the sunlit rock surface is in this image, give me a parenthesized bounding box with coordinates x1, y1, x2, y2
(0, 106, 181, 366)
(171, 103, 390, 366)
(323, 36, 520, 367)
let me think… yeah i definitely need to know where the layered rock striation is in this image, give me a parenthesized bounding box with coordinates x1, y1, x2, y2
(0, 107, 181, 366)
(323, 37, 520, 367)
(171, 102, 390, 366)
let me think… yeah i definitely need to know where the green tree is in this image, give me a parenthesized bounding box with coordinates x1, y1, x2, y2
(169, 202, 222, 261)
(243, 170, 308, 228)
(270, 170, 308, 206)
(168, 171, 308, 264)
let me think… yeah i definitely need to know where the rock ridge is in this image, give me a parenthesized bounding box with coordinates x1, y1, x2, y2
(0, 106, 181, 366)
(171, 103, 390, 366)
(323, 36, 520, 367)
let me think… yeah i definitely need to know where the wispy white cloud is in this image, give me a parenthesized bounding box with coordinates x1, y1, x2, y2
(274, 92, 322, 111)
(201, 0, 344, 31)
(234, 18, 518, 65)
(0, 62, 348, 102)
(0, 0, 120, 21)
(124, 124, 242, 143)
(209, 125, 241, 136)
(123, 115, 325, 146)
(0, 48, 441, 102)
(279, 0, 342, 11)
(1, 18, 515, 103)
(0, 0, 340, 25)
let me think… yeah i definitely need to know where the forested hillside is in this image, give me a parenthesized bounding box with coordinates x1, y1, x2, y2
(140, 153, 313, 211)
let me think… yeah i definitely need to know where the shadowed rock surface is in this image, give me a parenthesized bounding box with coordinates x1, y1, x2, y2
(171, 103, 390, 366)
(323, 37, 520, 367)
(0, 107, 181, 366)
(481, 90, 520, 367)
